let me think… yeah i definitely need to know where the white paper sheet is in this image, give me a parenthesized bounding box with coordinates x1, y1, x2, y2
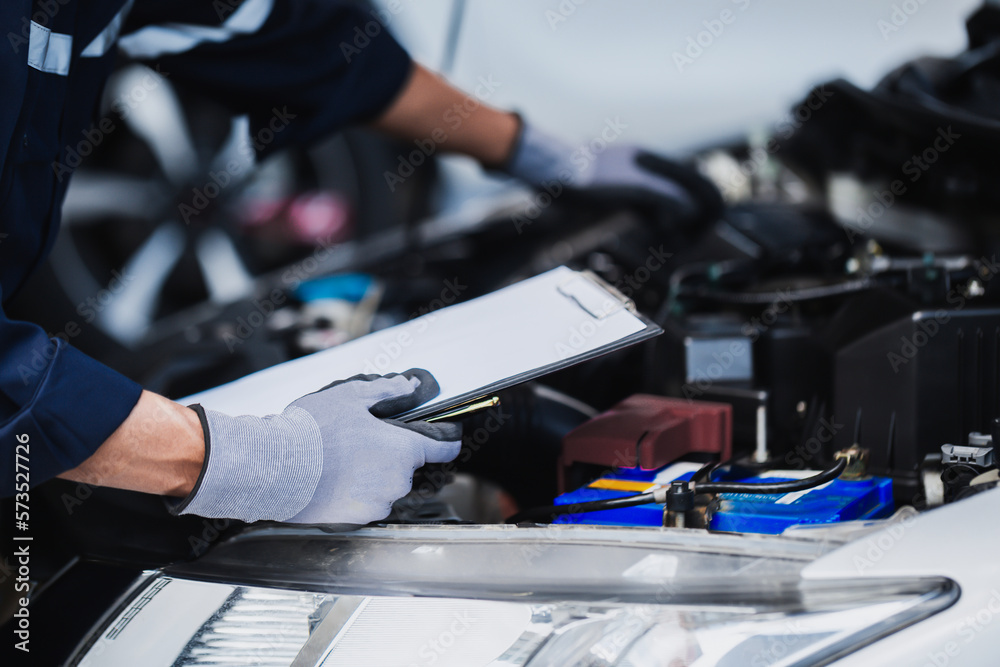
(181, 266, 652, 417)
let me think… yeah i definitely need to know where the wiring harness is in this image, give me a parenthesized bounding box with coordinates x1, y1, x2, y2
(507, 458, 848, 524)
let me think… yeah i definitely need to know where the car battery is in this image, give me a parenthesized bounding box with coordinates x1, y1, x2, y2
(553, 462, 894, 534)
(554, 461, 703, 527)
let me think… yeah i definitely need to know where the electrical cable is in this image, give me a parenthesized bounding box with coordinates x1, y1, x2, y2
(691, 458, 721, 484)
(694, 458, 846, 494)
(507, 490, 662, 524)
(506, 458, 847, 524)
(677, 278, 872, 304)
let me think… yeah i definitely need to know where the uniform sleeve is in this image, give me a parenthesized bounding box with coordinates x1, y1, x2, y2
(0, 292, 143, 496)
(120, 0, 413, 158)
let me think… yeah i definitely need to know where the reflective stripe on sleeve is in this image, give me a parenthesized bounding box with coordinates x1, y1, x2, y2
(27, 21, 73, 76)
(81, 0, 135, 58)
(118, 0, 274, 60)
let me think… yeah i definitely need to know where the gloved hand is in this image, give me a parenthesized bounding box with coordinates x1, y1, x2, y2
(173, 369, 462, 524)
(503, 119, 723, 227)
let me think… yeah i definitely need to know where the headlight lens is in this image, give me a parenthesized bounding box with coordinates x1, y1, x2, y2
(70, 525, 955, 667)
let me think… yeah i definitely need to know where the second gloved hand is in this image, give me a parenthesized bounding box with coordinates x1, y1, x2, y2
(174, 369, 461, 524)
(503, 119, 723, 227)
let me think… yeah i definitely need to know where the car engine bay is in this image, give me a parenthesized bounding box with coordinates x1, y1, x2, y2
(12, 21, 1000, 559)
(8, 7, 1000, 664)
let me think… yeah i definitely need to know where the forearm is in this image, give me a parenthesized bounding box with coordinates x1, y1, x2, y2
(370, 62, 520, 168)
(57, 390, 205, 497)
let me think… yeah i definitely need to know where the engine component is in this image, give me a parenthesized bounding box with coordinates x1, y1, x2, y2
(780, 5, 1000, 230)
(705, 471, 893, 534)
(835, 443, 870, 480)
(939, 423, 998, 504)
(832, 306, 1000, 503)
(557, 395, 731, 493)
(663, 480, 695, 528)
(549, 459, 892, 535)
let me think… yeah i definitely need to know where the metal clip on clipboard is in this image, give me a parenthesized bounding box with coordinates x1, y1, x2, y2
(419, 272, 643, 423)
(557, 270, 637, 319)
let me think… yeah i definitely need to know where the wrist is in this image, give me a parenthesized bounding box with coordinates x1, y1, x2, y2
(477, 109, 522, 169)
(173, 405, 208, 497)
(370, 63, 521, 169)
(58, 390, 206, 497)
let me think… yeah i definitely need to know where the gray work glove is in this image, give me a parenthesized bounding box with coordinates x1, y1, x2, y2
(174, 369, 461, 524)
(503, 119, 723, 228)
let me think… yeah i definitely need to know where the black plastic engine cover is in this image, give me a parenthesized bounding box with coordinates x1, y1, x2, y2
(832, 307, 1000, 505)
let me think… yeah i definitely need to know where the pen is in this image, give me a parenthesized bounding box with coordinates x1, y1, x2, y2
(425, 396, 501, 422)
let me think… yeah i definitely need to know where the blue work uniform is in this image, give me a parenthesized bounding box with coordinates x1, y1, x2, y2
(1, 0, 412, 495)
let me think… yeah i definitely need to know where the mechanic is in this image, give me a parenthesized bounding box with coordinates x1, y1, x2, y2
(1, 0, 715, 523)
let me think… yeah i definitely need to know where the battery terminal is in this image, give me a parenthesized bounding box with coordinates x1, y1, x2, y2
(835, 444, 870, 480)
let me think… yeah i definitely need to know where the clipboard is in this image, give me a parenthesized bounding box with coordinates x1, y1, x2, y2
(180, 266, 662, 421)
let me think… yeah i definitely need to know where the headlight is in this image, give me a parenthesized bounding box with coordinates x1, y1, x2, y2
(70, 525, 955, 667)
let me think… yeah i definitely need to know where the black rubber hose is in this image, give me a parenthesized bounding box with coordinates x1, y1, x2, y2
(507, 459, 847, 524)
